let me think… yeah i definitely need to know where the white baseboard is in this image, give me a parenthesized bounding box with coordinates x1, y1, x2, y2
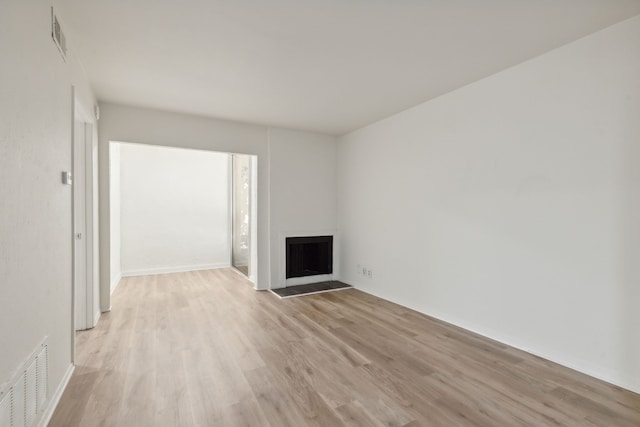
(342, 279, 640, 395)
(110, 272, 122, 295)
(121, 262, 230, 277)
(37, 363, 74, 427)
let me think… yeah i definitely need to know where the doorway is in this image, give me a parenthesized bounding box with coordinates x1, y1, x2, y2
(107, 142, 258, 288)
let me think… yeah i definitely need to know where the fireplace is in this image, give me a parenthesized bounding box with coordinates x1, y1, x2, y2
(286, 235, 333, 279)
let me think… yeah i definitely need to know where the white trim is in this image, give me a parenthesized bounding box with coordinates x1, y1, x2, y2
(37, 363, 74, 427)
(276, 230, 339, 289)
(121, 263, 230, 277)
(249, 155, 258, 284)
(72, 95, 99, 334)
(345, 280, 640, 395)
(110, 272, 122, 295)
(84, 122, 98, 330)
(227, 154, 233, 271)
(269, 285, 351, 300)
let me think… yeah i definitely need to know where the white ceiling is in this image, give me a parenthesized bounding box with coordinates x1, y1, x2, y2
(57, 0, 640, 135)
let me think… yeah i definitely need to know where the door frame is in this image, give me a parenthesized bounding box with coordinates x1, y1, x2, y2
(72, 91, 99, 333)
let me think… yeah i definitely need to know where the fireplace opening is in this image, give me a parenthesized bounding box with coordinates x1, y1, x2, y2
(286, 236, 333, 279)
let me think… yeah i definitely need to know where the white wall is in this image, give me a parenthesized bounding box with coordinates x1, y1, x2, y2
(268, 128, 338, 287)
(119, 143, 230, 275)
(109, 143, 121, 293)
(338, 15, 640, 393)
(0, 0, 97, 415)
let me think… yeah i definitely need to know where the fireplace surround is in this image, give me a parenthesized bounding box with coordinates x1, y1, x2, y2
(278, 231, 338, 288)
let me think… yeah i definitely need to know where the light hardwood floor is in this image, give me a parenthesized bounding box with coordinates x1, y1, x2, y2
(50, 268, 639, 426)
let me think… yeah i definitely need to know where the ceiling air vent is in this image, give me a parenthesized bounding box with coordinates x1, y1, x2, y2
(51, 8, 67, 61)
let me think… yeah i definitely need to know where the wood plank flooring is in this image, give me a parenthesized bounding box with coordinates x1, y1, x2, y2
(49, 268, 640, 426)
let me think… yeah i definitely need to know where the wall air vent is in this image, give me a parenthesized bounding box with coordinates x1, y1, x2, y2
(51, 8, 67, 61)
(0, 338, 49, 427)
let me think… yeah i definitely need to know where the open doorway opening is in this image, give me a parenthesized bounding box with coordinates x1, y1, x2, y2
(108, 142, 257, 290)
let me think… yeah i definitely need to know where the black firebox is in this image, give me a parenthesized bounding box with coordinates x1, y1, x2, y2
(286, 236, 333, 279)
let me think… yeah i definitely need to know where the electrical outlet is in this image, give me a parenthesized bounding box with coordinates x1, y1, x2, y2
(362, 266, 367, 276)
(367, 269, 372, 278)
